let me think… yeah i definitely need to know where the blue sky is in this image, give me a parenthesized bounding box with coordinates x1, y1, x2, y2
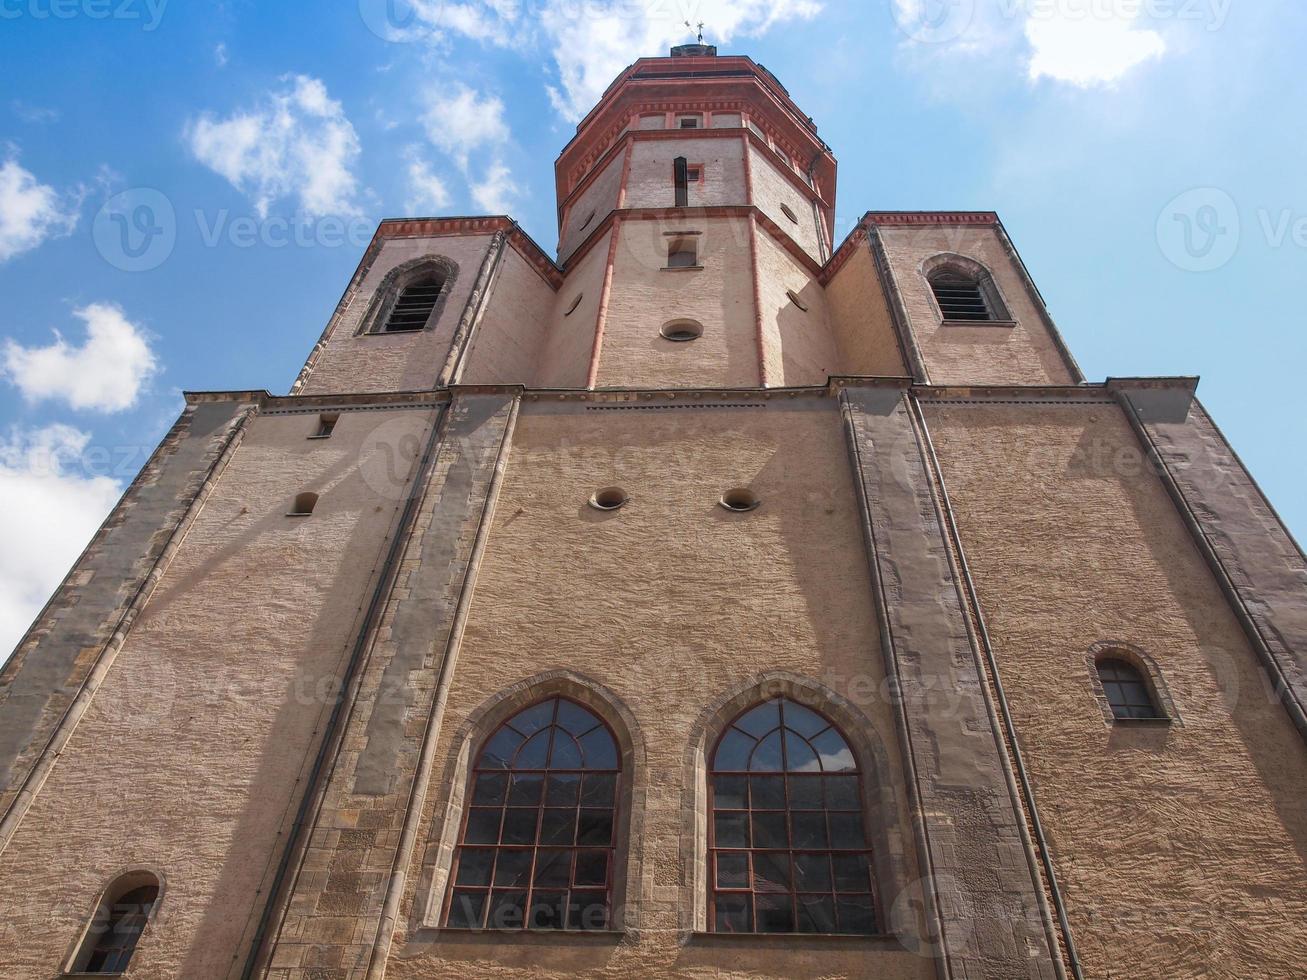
(1, 0, 1304, 654)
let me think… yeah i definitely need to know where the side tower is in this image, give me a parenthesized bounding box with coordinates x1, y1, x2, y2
(0, 45, 1304, 980)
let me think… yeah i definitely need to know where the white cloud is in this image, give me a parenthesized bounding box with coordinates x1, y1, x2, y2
(405, 152, 452, 212)
(0, 425, 122, 661)
(420, 83, 511, 167)
(538, 0, 822, 120)
(11, 101, 60, 125)
(3, 303, 158, 413)
(1026, 0, 1167, 86)
(0, 157, 79, 262)
(470, 161, 520, 213)
(214, 42, 229, 68)
(186, 75, 362, 218)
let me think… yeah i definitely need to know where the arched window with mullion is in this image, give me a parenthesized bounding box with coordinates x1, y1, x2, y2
(709, 697, 878, 935)
(445, 696, 620, 931)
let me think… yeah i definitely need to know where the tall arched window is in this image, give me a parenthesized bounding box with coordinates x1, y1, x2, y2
(71, 872, 160, 974)
(1097, 658, 1163, 720)
(445, 696, 620, 931)
(709, 697, 878, 935)
(383, 274, 444, 332)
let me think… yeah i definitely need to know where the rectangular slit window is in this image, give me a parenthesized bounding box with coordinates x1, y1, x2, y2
(678, 115, 702, 129)
(311, 413, 340, 439)
(666, 237, 698, 269)
(674, 157, 689, 208)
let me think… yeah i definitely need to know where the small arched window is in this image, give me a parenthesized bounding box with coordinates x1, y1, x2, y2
(72, 872, 160, 974)
(709, 697, 877, 935)
(383, 275, 443, 332)
(1097, 658, 1164, 720)
(929, 269, 993, 321)
(445, 696, 620, 932)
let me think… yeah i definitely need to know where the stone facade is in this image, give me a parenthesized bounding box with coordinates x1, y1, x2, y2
(0, 46, 1304, 980)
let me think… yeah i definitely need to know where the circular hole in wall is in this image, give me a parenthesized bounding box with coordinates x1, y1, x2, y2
(719, 488, 761, 513)
(661, 319, 703, 342)
(589, 487, 629, 511)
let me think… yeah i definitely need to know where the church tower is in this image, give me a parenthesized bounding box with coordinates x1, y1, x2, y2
(1, 46, 1305, 979)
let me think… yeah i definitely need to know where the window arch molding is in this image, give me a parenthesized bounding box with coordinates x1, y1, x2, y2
(420, 671, 646, 932)
(1086, 641, 1180, 726)
(679, 672, 915, 940)
(64, 867, 166, 974)
(356, 254, 459, 336)
(919, 252, 1013, 325)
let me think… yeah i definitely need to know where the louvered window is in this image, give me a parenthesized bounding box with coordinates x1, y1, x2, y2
(384, 277, 442, 332)
(929, 272, 992, 322)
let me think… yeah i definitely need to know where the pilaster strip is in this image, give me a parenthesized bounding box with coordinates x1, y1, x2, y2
(0, 398, 257, 849)
(261, 392, 520, 978)
(747, 210, 770, 387)
(1114, 382, 1307, 741)
(439, 231, 507, 387)
(866, 226, 930, 384)
(840, 383, 1059, 980)
(587, 220, 623, 389)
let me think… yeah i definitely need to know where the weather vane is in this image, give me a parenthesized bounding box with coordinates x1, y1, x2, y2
(684, 20, 706, 45)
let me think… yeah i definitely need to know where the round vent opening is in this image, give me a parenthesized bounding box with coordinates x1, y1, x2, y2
(719, 488, 761, 513)
(590, 487, 629, 511)
(661, 319, 703, 342)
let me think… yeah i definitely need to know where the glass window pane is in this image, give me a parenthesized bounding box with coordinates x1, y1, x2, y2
(716, 852, 749, 888)
(783, 730, 821, 773)
(750, 731, 784, 771)
(487, 890, 526, 930)
(825, 775, 860, 811)
(545, 773, 580, 806)
(713, 775, 747, 809)
(465, 808, 502, 845)
(579, 727, 618, 769)
(833, 853, 872, 893)
(578, 809, 614, 845)
(455, 848, 494, 887)
(796, 894, 837, 934)
(569, 892, 610, 931)
(810, 727, 856, 772)
(549, 733, 584, 769)
(830, 812, 865, 849)
(735, 701, 781, 738)
(752, 812, 789, 849)
(556, 699, 601, 736)
(752, 852, 791, 892)
(794, 853, 832, 891)
(836, 895, 877, 935)
(714, 728, 754, 771)
(501, 809, 537, 845)
(756, 892, 794, 933)
(447, 889, 487, 929)
(792, 811, 828, 849)
(781, 700, 829, 738)
(582, 773, 616, 806)
(540, 808, 576, 845)
(715, 893, 752, 933)
(493, 849, 532, 888)
(750, 775, 785, 810)
(533, 849, 571, 887)
(479, 728, 523, 769)
(508, 773, 543, 806)
(714, 811, 748, 848)
(528, 891, 567, 929)
(516, 729, 551, 768)
(575, 850, 609, 887)
(787, 775, 823, 810)
(507, 699, 556, 737)
(472, 772, 508, 805)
